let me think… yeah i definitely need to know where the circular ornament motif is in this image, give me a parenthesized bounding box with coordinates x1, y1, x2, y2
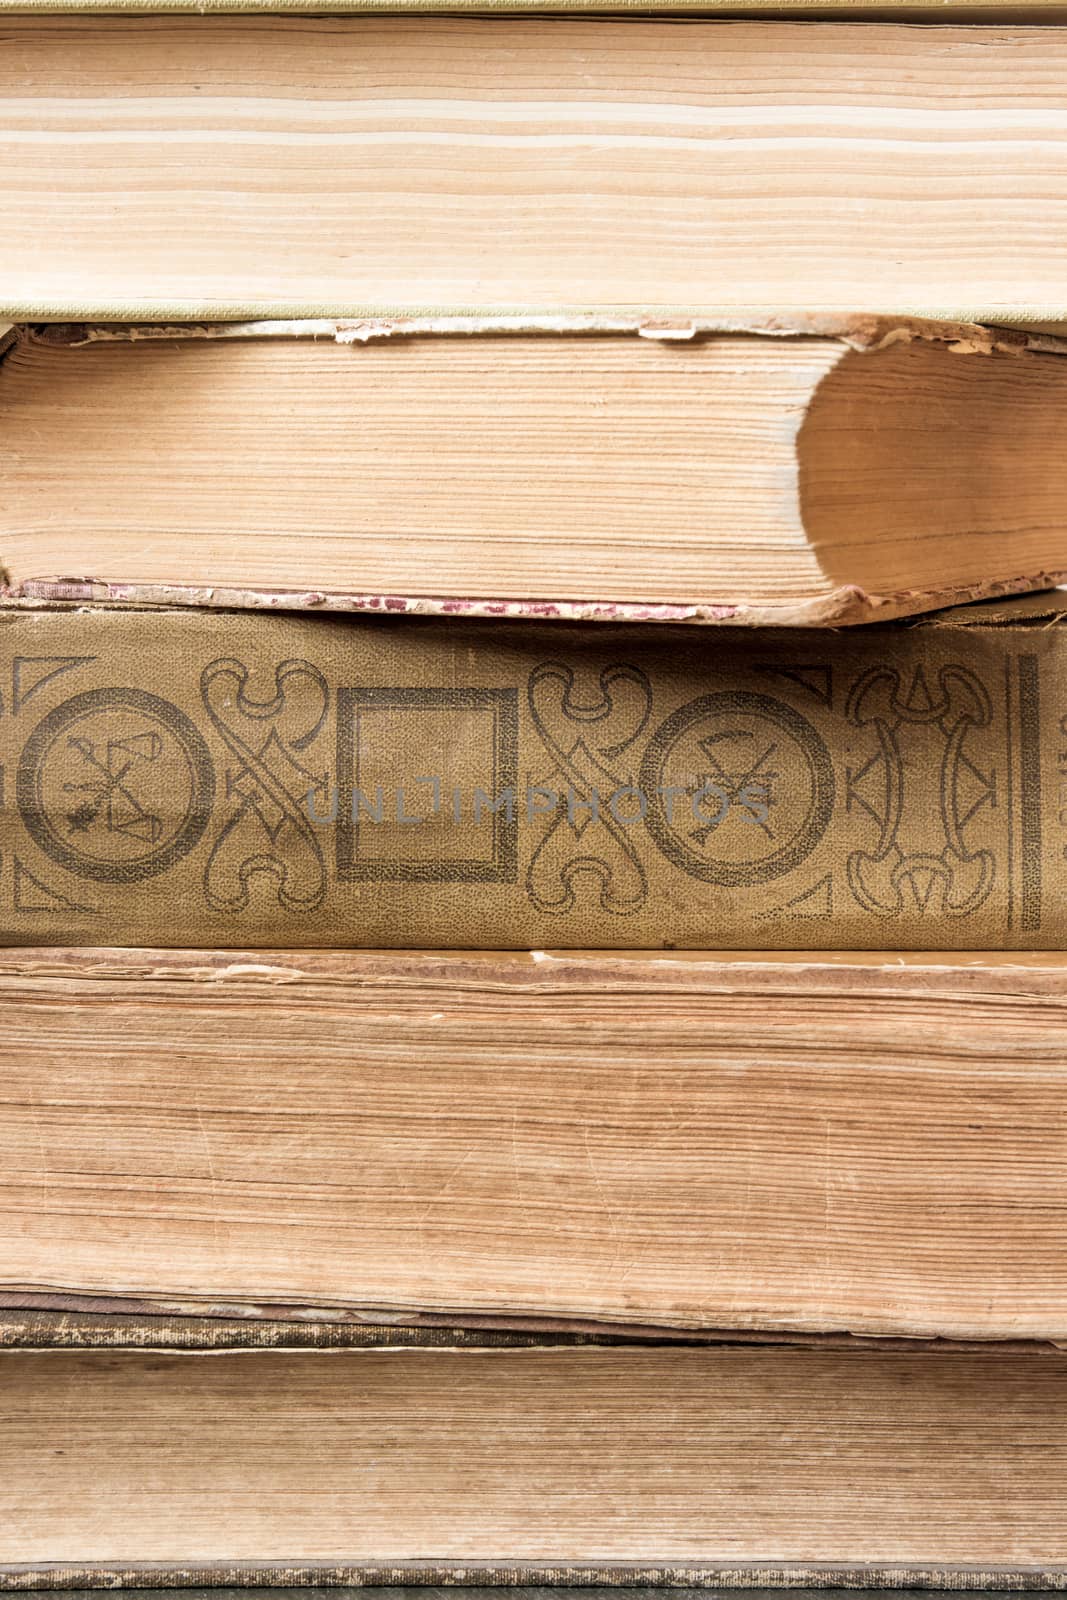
(639, 690, 834, 886)
(17, 687, 215, 883)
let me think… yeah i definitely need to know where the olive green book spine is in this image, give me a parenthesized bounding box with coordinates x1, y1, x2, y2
(0, 597, 1059, 949)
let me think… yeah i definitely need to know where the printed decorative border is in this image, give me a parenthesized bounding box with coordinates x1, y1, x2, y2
(336, 686, 519, 883)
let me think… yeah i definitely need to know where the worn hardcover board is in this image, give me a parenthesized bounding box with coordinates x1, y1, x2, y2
(4, 1304, 1065, 1352)
(10, 1592, 1054, 1600)
(0, 599, 1060, 949)
(6, 1584, 1067, 1597)
(8, 1582, 1066, 1596)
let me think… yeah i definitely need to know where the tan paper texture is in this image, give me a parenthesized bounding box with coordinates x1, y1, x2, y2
(0, 600, 1060, 949)
(10, 21, 1067, 323)
(7, 1346, 1067, 1571)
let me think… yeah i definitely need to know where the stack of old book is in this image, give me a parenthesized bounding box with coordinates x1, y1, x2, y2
(3, 4, 1067, 1586)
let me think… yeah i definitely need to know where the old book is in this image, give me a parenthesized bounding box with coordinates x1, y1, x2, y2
(5, 947, 1067, 1341)
(7, 19, 1067, 321)
(3, 1331, 1067, 1576)
(0, 597, 1060, 949)
(5, 320, 1067, 624)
